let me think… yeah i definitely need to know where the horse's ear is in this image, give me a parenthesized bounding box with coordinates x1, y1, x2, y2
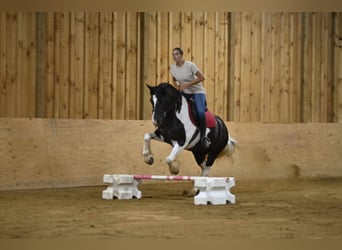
(146, 84, 154, 92)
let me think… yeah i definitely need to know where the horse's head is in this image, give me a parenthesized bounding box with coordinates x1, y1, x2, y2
(147, 83, 181, 126)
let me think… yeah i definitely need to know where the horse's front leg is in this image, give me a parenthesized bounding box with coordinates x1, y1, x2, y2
(142, 132, 164, 165)
(166, 142, 185, 175)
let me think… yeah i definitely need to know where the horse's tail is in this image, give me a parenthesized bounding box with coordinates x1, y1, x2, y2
(218, 133, 237, 158)
(226, 135, 236, 156)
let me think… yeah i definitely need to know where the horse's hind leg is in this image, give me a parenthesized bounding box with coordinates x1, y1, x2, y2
(192, 151, 207, 175)
(201, 152, 221, 177)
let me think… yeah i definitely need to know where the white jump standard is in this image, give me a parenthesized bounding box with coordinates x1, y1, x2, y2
(102, 174, 236, 205)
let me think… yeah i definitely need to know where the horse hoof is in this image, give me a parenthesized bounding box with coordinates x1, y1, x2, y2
(182, 188, 200, 197)
(169, 165, 179, 175)
(167, 160, 180, 175)
(201, 167, 210, 177)
(144, 155, 154, 165)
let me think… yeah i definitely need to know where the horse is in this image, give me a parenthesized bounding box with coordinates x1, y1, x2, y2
(142, 83, 236, 177)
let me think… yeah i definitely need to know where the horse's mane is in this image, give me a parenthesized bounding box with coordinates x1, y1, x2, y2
(158, 82, 177, 92)
(157, 83, 182, 113)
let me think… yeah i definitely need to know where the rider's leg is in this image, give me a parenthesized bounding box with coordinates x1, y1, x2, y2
(194, 93, 211, 148)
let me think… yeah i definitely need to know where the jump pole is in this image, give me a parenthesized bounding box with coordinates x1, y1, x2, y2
(134, 174, 204, 181)
(102, 174, 235, 205)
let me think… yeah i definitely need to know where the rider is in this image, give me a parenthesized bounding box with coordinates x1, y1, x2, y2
(170, 47, 211, 148)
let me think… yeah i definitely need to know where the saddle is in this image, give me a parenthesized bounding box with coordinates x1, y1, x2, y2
(186, 98, 217, 128)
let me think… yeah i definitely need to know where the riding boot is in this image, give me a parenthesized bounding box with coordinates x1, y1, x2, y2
(199, 116, 211, 148)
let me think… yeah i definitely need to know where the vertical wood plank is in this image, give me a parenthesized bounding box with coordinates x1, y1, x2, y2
(223, 12, 229, 120)
(270, 12, 281, 122)
(115, 12, 126, 119)
(111, 12, 117, 119)
(204, 12, 216, 112)
(333, 12, 342, 122)
(69, 13, 76, 118)
(260, 12, 272, 122)
(156, 12, 161, 85)
(240, 12, 251, 122)
(35, 12, 46, 118)
(214, 13, 226, 118)
(289, 13, 301, 122)
(99, 12, 112, 119)
(24, 13, 36, 118)
(312, 13, 321, 122)
(228, 12, 234, 121)
(126, 12, 138, 119)
(204, 12, 215, 112)
(98, 13, 105, 119)
(0, 13, 6, 117)
(320, 13, 329, 122)
(45, 12, 55, 118)
(326, 13, 334, 122)
(159, 12, 169, 83)
(142, 12, 157, 119)
(303, 13, 313, 122)
(84, 13, 99, 119)
(54, 13, 61, 118)
(288, 12, 295, 122)
(136, 13, 142, 119)
(231, 12, 242, 121)
(168, 12, 181, 83)
(84, 13, 89, 119)
(279, 13, 290, 122)
(16, 12, 23, 117)
(60, 12, 70, 118)
(13, 12, 23, 117)
(192, 12, 204, 70)
(250, 12, 262, 122)
(6, 12, 18, 117)
(180, 12, 192, 58)
(294, 13, 304, 122)
(70, 12, 85, 119)
(213, 12, 220, 115)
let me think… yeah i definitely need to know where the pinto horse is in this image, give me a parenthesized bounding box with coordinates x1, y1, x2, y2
(142, 83, 236, 177)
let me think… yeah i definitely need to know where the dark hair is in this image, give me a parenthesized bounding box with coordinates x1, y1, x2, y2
(172, 47, 183, 55)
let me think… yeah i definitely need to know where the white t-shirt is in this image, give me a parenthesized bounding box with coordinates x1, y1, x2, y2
(170, 61, 206, 94)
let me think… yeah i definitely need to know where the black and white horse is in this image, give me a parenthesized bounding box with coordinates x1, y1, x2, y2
(143, 83, 236, 177)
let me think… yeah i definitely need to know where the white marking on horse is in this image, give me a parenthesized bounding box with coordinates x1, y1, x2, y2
(152, 95, 158, 125)
(175, 96, 199, 150)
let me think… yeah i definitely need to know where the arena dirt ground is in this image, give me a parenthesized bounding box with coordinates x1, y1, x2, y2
(0, 178, 341, 239)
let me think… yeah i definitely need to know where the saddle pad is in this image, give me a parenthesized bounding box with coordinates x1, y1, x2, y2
(188, 103, 217, 128)
(205, 111, 217, 128)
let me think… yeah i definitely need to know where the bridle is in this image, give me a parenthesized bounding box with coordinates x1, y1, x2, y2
(151, 85, 182, 126)
(152, 104, 174, 126)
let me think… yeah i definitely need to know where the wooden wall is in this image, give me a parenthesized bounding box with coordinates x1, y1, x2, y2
(0, 12, 341, 122)
(1, 118, 341, 190)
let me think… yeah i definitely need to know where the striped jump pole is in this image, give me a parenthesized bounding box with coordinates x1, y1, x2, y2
(133, 174, 227, 181)
(102, 174, 235, 205)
